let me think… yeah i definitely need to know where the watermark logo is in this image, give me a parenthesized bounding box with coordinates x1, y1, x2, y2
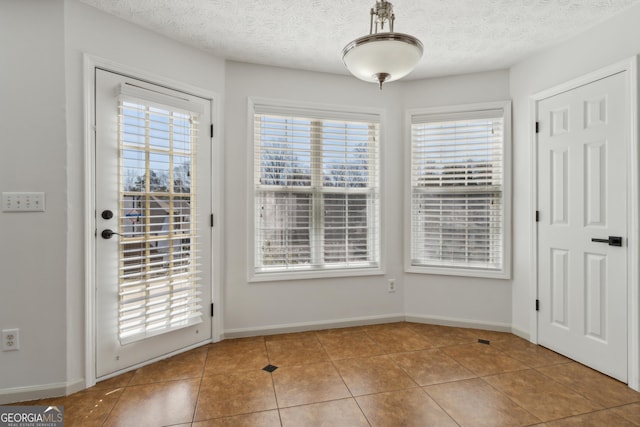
(0, 406, 64, 427)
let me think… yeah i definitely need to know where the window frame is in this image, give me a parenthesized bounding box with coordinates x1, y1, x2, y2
(405, 101, 512, 279)
(248, 97, 385, 282)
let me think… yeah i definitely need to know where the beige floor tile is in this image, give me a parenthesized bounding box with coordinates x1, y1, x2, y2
(363, 324, 432, 353)
(390, 348, 476, 386)
(194, 371, 277, 420)
(103, 379, 199, 427)
(192, 410, 281, 426)
(58, 388, 124, 427)
(408, 323, 478, 347)
(129, 346, 208, 385)
(279, 398, 369, 427)
(612, 402, 640, 425)
(356, 387, 458, 427)
(272, 362, 351, 407)
(264, 331, 319, 342)
(266, 337, 329, 367)
(544, 409, 637, 426)
(205, 340, 269, 374)
(537, 362, 640, 408)
(23, 323, 640, 427)
(463, 328, 513, 342)
(441, 342, 529, 376)
(316, 330, 384, 360)
(334, 354, 418, 396)
(484, 369, 602, 421)
(425, 378, 541, 427)
(490, 336, 570, 368)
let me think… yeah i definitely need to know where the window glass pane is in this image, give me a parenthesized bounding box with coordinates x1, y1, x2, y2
(258, 117, 312, 187)
(324, 194, 370, 263)
(410, 107, 506, 273)
(122, 149, 146, 192)
(118, 97, 201, 344)
(258, 191, 312, 267)
(149, 153, 170, 192)
(322, 121, 372, 188)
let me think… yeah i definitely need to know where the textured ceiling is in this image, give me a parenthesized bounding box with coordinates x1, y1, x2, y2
(78, 0, 640, 79)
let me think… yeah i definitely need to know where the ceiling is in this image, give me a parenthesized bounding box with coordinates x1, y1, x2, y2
(78, 0, 640, 80)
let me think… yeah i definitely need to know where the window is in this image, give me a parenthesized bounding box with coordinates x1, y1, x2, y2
(117, 84, 203, 343)
(251, 100, 381, 279)
(407, 101, 511, 278)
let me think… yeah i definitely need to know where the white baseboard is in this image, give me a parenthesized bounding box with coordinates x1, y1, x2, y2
(510, 326, 531, 341)
(0, 381, 70, 405)
(65, 378, 86, 396)
(223, 313, 406, 339)
(223, 313, 517, 339)
(404, 313, 512, 333)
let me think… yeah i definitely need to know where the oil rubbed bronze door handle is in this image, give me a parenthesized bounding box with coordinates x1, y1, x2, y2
(101, 229, 120, 239)
(591, 236, 622, 246)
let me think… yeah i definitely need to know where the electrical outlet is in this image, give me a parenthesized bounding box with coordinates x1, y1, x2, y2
(2, 328, 20, 351)
(388, 278, 396, 293)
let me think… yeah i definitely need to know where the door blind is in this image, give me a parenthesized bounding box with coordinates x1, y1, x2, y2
(117, 92, 202, 344)
(410, 109, 505, 271)
(254, 108, 380, 273)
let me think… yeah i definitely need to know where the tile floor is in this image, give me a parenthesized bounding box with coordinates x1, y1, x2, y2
(16, 322, 640, 426)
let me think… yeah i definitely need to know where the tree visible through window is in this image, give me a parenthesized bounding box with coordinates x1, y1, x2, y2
(253, 105, 380, 275)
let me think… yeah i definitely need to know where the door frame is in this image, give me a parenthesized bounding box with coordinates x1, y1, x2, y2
(82, 54, 225, 387)
(529, 56, 639, 390)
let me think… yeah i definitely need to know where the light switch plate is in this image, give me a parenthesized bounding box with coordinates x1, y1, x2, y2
(2, 192, 45, 212)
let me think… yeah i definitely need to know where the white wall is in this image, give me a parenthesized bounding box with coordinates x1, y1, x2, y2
(223, 62, 405, 334)
(400, 71, 514, 329)
(0, 0, 68, 393)
(509, 2, 640, 338)
(63, 0, 226, 388)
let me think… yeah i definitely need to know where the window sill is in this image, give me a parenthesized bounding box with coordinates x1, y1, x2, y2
(249, 266, 385, 283)
(405, 264, 511, 280)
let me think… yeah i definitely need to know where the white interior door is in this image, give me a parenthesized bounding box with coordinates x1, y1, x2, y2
(95, 69, 212, 379)
(537, 71, 628, 382)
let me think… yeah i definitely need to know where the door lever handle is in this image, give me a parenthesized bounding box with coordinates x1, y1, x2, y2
(591, 236, 623, 247)
(101, 229, 120, 239)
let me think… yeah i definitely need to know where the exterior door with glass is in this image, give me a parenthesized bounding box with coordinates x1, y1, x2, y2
(95, 68, 212, 378)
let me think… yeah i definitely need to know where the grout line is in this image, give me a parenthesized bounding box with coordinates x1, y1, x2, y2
(190, 346, 210, 424)
(351, 395, 374, 427)
(419, 387, 462, 427)
(267, 370, 283, 426)
(99, 383, 127, 426)
(477, 374, 542, 424)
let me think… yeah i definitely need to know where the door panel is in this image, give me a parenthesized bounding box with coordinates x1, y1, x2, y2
(95, 69, 212, 378)
(537, 71, 628, 382)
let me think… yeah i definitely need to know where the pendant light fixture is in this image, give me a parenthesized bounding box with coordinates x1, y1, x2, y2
(342, 0, 423, 89)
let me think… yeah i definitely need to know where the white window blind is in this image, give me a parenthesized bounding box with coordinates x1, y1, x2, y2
(410, 105, 509, 275)
(253, 103, 380, 275)
(117, 87, 202, 344)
